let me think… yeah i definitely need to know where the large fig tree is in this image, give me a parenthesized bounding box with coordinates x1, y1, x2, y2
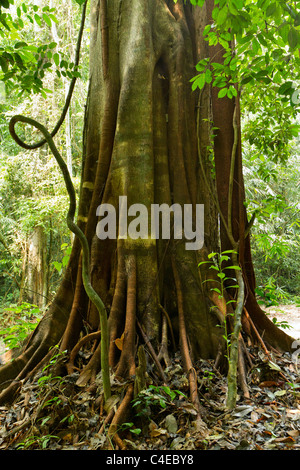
(0, 0, 295, 443)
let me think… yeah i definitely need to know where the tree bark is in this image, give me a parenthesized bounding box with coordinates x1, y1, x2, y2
(0, 0, 295, 416)
(23, 225, 48, 308)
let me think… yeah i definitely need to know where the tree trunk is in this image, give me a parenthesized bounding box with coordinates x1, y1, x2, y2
(0, 0, 294, 425)
(23, 225, 48, 308)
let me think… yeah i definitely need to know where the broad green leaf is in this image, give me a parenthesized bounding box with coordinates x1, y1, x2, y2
(0, 55, 8, 72)
(14, 41, 27, 49)
(278, 81, 293, 95)
(205, 68, 212, 84)
(288, 27, 299, 50)
(53, 52, 59, 66)
(0, 0, 10, 8)
(266, 3, 277, 17)
(42, 13, 52, 27)
(34, 13, 41, 27)
(218, 87, 228, 98)
(211, 287, 222, 294)
(217, 6, 228, 25)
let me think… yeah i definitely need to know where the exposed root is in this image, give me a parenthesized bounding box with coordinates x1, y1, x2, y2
(137, 320, 167, 383)
(108, 249, 126, 368)
(115, 254, 137, 380)
(75, 341, 101, 387)
(159, 304, 176, 350)
(172, 256, 208, 435)
(67, 330, 101, 375)
(98, 408, 115, 435)
(237, 336, 250, 399)
(157, 313, 172, 368)
(107, 382, 134, 450)
(244, 307, 270, 356)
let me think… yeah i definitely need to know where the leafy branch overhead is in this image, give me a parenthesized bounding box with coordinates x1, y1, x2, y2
(0, 0, 85, 96)
(189, 0, 300, 110)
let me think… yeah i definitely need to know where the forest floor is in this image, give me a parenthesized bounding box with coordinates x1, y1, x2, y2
(0, 304, 300, 451)
(264, 304, 300, 340)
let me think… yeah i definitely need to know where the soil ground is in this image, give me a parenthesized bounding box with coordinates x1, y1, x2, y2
(1, 304, 300, 451)
(264, 304, 300, 340)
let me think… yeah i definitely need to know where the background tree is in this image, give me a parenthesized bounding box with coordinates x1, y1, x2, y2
(0, 0, 89, 309)
(0, 0, 299, 444)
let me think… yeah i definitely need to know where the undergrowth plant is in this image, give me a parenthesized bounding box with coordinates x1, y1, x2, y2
(131, 385, 187, 421)
(0, 302, 42, 350)
(199, 250, 241, 361)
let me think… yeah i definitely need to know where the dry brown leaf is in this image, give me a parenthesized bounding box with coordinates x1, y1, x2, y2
(258, 381, 279, 388)
(150, 428, 167, 438)
(115, 333, 124, 351)
(274, 436, 295, 443)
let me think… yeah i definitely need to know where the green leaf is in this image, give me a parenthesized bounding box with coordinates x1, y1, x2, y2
(203, 24, 211, 36)
(52, 261, 62, 272)
(0, 0, 10, 8)
(278, 81, 293, 95)
(34, 13, 41, 27)
(210, 287, 222, 294)
(288, 27, 299, 50)
(14, 41, 27, 49)
(217, 6, 228, 25)
(0, 55, 8, 72)
(209, 265, 220, 271)
(130, 428, 142, 435)
(295, 13, 300, 27)
(42, 13, 52, 27)
(218, 87, 228, 98)
(198, 260, 212, 266)
(53, 53, 59, 66)
(205, 68, 212, 84)
(266, 3, 277, 17)
(224, 265, 241, 270)
(191, 73, 206, 91)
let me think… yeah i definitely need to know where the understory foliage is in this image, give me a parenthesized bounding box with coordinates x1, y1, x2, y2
(0, 0, 299, 450)
(0, 0, 89, 306)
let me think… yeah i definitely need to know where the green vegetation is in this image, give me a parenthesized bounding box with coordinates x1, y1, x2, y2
(190, 0, 300, 304)
(0, 0, 89, 314)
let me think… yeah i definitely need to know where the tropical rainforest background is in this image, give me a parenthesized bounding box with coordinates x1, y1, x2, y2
(0, 0, 300, 451)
